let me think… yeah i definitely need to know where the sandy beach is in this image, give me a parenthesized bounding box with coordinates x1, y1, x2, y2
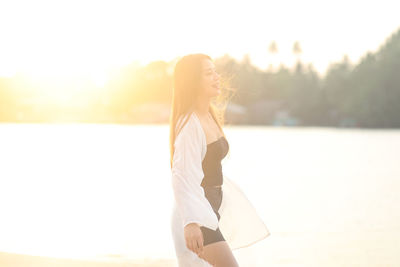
(0, 252, 177, 267)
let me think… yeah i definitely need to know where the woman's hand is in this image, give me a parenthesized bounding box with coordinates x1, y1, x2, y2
(184, 222, 204, 256)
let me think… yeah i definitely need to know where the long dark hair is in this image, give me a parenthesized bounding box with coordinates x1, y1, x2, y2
(169, 53, 233, 168)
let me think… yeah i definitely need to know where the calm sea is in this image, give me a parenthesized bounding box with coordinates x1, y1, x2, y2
(0, 123, 399, 266)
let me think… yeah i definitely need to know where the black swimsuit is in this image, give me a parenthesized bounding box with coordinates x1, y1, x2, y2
(200, 136, 229, 246)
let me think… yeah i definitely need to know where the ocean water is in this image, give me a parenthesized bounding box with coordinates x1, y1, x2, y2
(0, 123, 399, 266)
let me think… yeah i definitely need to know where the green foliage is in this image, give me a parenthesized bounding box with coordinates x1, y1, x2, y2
(1, 28, 400, 127)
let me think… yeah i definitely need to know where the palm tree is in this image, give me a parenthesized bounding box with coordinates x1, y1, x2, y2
(268, 40, 278, 72)
(292, 41, 303, 73)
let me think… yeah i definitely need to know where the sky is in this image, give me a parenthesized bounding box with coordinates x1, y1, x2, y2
(0, 0, 399, 82)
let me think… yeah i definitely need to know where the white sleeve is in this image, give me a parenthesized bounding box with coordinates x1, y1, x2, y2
(218, 173, 271, 250)
(171, 117, 219, 231)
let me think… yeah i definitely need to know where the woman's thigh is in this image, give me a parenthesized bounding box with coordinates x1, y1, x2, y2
(199, 241, 239, 267)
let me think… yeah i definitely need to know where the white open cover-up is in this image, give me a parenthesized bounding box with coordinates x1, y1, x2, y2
(170, 111, 270, 267)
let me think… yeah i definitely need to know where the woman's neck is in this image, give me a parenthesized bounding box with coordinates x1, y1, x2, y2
(195, 99, 210, 117)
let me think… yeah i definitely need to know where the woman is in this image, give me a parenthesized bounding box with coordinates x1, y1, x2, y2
(169, 53, 270, 267)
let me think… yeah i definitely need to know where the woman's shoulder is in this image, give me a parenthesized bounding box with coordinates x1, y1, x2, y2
(175, 111, 204, 145)
(176, 112, 197, 132)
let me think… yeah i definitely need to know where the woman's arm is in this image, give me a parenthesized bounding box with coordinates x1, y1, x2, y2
(171, 115, 219, 230)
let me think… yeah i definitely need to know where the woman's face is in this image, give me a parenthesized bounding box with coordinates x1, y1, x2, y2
(200, 59, 221, 98)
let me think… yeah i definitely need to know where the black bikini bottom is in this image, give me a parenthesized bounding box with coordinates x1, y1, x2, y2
(200, 186, 226, 246)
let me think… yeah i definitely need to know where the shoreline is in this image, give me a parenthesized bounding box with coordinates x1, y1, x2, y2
(0, 251, 177, 267)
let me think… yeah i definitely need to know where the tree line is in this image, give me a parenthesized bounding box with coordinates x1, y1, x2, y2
(0, 27, 399, 128)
